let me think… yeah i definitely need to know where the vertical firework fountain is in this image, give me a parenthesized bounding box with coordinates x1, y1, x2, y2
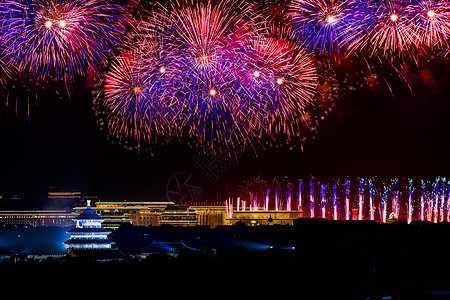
(310, 180, 315, 218)
(226, 177, 450, 224)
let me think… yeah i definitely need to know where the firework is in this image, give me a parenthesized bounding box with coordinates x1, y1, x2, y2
(288, 0, 374, 54)
(96, 44, 175, 151)
(242, 28, 318, 138)
(0, 0, 126, 79)
(361, 0, 418, 61)
(159, 0, 257, 150)
(408, 0, 450, 49)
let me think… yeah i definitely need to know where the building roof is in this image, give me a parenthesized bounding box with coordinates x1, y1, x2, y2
(73, 206, 104, 220)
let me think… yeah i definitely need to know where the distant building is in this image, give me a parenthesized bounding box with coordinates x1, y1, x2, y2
(159, 204, 198, 227)
(64, 201, 124, 261)
(227, 211, 303, 226)
(47, 187, 81, 208)
(72, 201, 228, 228)
(74, 201, 173, 229)
(48, 189, 81, 201)
(0, 210, 75, 227)
(192, 206, 227, 228)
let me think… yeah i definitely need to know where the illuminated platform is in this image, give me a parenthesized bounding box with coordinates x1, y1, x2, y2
(0, 210, 75, 227)
(227, 210, 303, 226)
(74, 201, 227, 228)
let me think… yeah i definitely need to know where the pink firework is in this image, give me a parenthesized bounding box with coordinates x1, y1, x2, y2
(408, 0, 450, 49)
(363, 0, 418, 61)
(241, 27, 318, 138)
(98, 45, 174, 150)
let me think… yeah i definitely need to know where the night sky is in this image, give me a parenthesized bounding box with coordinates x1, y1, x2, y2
(1, 53, 450, 208)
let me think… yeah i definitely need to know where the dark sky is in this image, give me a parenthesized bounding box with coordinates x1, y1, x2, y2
(1, 55, 450, 208)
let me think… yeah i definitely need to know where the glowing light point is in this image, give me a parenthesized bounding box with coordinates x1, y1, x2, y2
(201, 55, 208, 62)
(326, 15, 336, 24)
(253, 71, 260, 77)
(44, 20, 52, 28)
(159, 66, 166, 73)
(209, 88, 217, 96)
(427, 9, 435, 18)
(133, 86, 141, 94)
(390, 14, 398, 22)
(276, 78, 284, 85)
(59, 20, 66, 28)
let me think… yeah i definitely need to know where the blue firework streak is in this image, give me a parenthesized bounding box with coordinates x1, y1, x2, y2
(0, 0, 126, 79)
(288, 0, 375, 54)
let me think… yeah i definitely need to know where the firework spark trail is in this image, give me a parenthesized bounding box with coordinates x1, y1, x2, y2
(391, 178, 399, 219)
(297, 181, 303, 211)
(0, 0, 126, 79)
(321, 183, 327, 218)
(310, 180, 315, 218)
(149, 0, 260, 151)
(345, 179, 350, 220)
(99, 51, 173, 150)
(96, 0, 318, 152)
(381, 185, 388, 223)
(368, 179, 374, 220)
(407, 179, 413, 224)
(420, 180, 425, 221)
(447, 187, 450, 222)
(242, 29, 318, 136)
(408, 0, 450, 49)
(288, 0, 375, 54)
(358, 177, 364, 220)
(332, 182, 338, 220)
(363, 0, 418, 61)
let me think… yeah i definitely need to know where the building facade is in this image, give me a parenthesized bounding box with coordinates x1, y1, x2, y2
(73, 201, 228, 228)
(227, 211, 303, 226)
(0, 210, 75, 227)
(159, 205, 199, 227)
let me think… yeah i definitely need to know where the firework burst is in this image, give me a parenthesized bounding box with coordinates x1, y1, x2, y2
(408, 0, 450, 50)
(288, 0, 374, 54)
(361, 0, 418, 61)
(96, 38, 175, 151)
(94, 0, 319, 153)
(155, 0, 259, 150)
(240, 27, 318, 139)
(0, 0, 126, 79)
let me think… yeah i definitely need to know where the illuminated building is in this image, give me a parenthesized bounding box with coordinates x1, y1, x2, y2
(0, 210, 75, 226)
(159, 204, 198, 227)
(64, 201, 114, 250)
(48, 189, 81, 201)
(74, 201, 173, 229)
(72, 201, 227, 228)
(48, 188, 81, 208)
(192, 206, 227, 228)
(227, 211, 303, 226)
